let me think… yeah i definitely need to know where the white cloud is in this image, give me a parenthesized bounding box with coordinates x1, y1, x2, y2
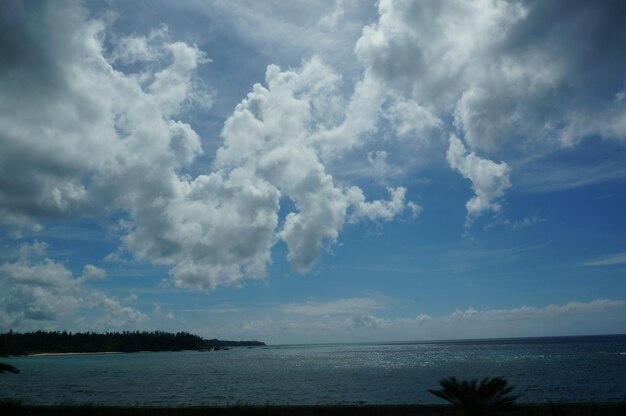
(383, 99, 442, 139)
(5, 0, 626, 298)
(79, 265, 107, 282)
(347, 186, 413, 223)
(446, 135, 511, 220)
(0, 242, 143, 330)
(355, 0, 526, 113)
(237, 298, 626, 344)
(516, 156, 626, 193)
(356, 0, 626, 151)
(280, 297, 385, 316)
(0, 2, 207, 232)
(511, 215, 544, 230)
(351, 313, 385, 329)
(446, 300, 626, 322)
(584, 252, 626, 267)
(212, 59, 414, 275)
(208, 0, 370, 75)
(108, 24, 168, 65)
(311, 72, 387, 160)
(366, 150, 390, 181)
(348, 0, 626, 214)
(153, 303, 162, 318)
(87, 293, 148, 329)
(338, 0, 524, 220)
(148, 40, 211, 116)
(318, 0, 351, 28)
(0, 242, 74, 289)
(0, 2, 415, 292)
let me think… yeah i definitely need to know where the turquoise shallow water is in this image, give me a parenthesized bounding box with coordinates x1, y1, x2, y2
(1, 335, 626, 405)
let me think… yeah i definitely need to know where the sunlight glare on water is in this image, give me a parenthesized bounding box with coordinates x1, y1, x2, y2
(1, 336, 626, 405)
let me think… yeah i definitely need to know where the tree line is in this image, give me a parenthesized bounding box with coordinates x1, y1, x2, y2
(0, 330, 264, 355)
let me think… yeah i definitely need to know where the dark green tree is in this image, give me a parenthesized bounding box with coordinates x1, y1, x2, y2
(428, 376, 520, 416)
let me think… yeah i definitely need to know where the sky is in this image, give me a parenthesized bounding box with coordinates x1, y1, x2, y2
(1, 0, 625, 345)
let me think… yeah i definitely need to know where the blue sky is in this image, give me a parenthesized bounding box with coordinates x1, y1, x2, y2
(1, 0, 625, 344)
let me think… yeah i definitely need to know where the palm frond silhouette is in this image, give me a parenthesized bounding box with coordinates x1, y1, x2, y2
(0, 362, 19, 374)
(428, 376, 519, 416)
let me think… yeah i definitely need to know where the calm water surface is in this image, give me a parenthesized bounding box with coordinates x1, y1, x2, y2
(1, 335, 626, 405)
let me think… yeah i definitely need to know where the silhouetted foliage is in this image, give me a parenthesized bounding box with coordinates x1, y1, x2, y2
(0, 330, 265, 355)
(0, 330, 197, 355)
(0, 362, 19, 374)
(428, 376, 520, 416)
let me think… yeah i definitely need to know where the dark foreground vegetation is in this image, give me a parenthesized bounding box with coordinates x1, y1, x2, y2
(428, 377, 519, 416)
(0, 363, 19, 373)
(0, 377, 621, 415)
(1, 402, 626, 416)
(0, 331, 264, 355)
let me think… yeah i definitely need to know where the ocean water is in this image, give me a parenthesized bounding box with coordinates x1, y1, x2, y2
(1, 335, 626, 405)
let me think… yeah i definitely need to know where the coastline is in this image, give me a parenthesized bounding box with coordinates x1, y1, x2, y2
(26, 351, 125, 357)
(3, 335, 624, 407)
(22, 349, 226, 357)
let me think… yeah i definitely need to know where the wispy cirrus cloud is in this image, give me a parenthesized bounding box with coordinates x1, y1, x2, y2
(445, 299, 625, 322)
(584, 252, 626, 267)
(236, 298, 626, 344)
(280, 297, 386, 316)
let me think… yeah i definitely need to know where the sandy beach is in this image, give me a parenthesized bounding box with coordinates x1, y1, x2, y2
(27, 351, 124, 357)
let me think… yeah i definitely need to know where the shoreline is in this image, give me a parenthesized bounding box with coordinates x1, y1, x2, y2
(26, 351, 125, 357)
(16, 348, 236, 357)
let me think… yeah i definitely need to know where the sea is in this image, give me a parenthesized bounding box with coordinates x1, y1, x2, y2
(1, 334, 626, 406)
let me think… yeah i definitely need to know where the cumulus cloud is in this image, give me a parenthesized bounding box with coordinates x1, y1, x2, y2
(383, 99, 442, 139)
(79, 264, 107, 282)
(351, 313, 385, 329)
(0, 1, 206, 229)
(165, 58, 413, 281)
(6, 0, 626, 298)
(347, 186, 415, 222)
(357, 0, 626, 149)
(87, 293, 148, 329)
(0, 242, 143, 330)
(348, 0, 626, 215)
(447, 135, 511, 220)
(0, 1, 414, 292)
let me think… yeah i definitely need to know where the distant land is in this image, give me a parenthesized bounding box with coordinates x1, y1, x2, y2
(0, 331, 265, 356)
